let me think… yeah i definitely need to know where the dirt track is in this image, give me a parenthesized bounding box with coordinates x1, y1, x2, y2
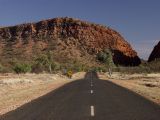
(1, 72, 160, 120)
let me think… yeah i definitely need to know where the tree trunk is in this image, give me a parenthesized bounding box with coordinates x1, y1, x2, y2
(108, 67, 112, 77)
(49, 64, 52, 73)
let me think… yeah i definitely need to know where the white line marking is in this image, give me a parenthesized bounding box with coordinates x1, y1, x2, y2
(91, 90, 93, 94)
(90, 106, 95, 117)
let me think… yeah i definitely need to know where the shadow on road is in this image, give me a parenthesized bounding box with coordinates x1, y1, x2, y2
(1, 72, 160, 120)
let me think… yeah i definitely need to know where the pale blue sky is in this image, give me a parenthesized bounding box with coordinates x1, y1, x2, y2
(0, 0, 160, 60)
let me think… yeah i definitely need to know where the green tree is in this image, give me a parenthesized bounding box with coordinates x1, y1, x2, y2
(97, 49, 114, 76)
(34, 52, 56, 73)
(34, 54, 50, 72)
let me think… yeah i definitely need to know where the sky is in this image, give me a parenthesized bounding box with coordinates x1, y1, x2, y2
(0, 0, 160, 60)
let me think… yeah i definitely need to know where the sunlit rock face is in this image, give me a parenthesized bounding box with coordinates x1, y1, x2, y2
(0, 17, 141, 66)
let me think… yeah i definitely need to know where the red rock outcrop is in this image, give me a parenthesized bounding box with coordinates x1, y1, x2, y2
(148, 41, 160, 62)
(0, 17, 141, 66)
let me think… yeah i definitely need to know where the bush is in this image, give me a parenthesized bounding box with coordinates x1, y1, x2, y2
(13, 63, 31, 74)
(91, 66, 106, 72)
(72, 63, 86, 72)
(61, 60, 87, 73)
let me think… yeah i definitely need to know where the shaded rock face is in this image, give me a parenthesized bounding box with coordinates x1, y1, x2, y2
(148, 41, 160, 62)
(0, 17, 141, 66)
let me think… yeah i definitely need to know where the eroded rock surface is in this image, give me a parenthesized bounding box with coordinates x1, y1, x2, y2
(0, 17, 141, 66)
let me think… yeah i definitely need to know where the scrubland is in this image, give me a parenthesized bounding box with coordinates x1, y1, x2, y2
(99, 72, 160, 105)
(0, 72, 86, 115)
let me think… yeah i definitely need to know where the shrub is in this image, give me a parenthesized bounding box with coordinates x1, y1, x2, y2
(61, 60, 86, 73)
(73, 63, 86, 72)
(13, 63, 31, 74)
(92, 66, 107, 72)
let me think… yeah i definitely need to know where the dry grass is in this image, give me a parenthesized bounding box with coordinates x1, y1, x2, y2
(0, 72, 86, 115)
(98, 72, 160, 105)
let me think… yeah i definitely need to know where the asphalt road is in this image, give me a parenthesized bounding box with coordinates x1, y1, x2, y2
(1, 72, 160, 120)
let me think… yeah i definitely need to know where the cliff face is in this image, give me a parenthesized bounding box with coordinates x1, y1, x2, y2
(0, 17, 141, 66)
(148, 41, 160, 62)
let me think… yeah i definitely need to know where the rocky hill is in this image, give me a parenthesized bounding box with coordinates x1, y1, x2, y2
(148, 41, 160, 62)
(0, 17, 141, 66)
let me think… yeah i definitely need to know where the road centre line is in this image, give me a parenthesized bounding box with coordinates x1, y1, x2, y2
(90, 105, 95, 117)
(91, 90, 93, 94)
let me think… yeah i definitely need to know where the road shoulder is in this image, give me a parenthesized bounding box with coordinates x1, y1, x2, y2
(98, 72, 160, 105)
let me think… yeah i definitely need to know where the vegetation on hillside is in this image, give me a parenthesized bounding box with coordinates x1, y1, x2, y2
(32, 52, 60, 73)
(13, 63, 32, 74)
(97, 49, 114, 75)
(0, 52, 160, 74)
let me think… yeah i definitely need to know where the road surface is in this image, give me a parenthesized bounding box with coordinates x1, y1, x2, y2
(1, 72, 160, 120)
